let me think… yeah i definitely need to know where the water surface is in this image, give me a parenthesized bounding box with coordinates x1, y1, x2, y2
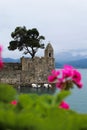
(18, 69, 87, 113)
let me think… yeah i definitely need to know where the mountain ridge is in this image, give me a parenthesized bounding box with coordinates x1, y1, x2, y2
(2, 50, 87, 68)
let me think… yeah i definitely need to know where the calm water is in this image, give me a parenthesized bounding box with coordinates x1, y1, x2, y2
(65, 69, 87, 113)
(19, 69, 87, 113)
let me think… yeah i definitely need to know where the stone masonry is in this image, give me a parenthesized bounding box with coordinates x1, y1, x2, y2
(0, 43, 55, 86)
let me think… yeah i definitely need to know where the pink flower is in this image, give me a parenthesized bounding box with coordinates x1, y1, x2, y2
(10, 100, 17, 105)
(56, 78, 65, 89)
(75, 81, 83, 88)
(51, 70, 60, 77)
(48, 75, 57, 82)
(0, 45, 3, 69)
(48, 65, 83, 90)
(0, 60, 3, 69)
(0, 46, 2, 52)
(62, 65, 73, 78)
(72, 69, 82, 83)
(59, 101, 70, 110)
(64, 65, 73, 69)
(0, 46, 2, 57)
(48, 70, 60, 82)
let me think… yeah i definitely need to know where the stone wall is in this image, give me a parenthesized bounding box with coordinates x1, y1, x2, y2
(0, 63, 21, 85)
(0, 43, 55, 86)
(0, 62, 54, 86)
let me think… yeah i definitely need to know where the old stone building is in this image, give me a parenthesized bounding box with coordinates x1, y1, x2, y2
(0, 43, 55, 86)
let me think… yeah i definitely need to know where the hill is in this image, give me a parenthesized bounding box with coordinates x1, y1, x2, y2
(3, 49, 87, 68)
(3, 58, 20, 63)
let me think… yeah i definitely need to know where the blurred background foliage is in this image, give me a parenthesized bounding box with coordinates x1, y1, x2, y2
(0, 83, 87, 130)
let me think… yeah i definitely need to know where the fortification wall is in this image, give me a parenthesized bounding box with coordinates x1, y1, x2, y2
(0, 43, 55, 86)
(3, 63, 22, 70)
(0, 63, 21, 85)
(0, 61, 54, 86)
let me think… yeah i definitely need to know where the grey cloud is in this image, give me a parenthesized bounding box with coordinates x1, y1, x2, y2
(0, 0, 87, 58)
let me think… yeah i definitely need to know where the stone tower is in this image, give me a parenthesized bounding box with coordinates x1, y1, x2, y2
(20, 43, 55, 83)
(45, 43, 54, 58)
(44, 43, 55, 71)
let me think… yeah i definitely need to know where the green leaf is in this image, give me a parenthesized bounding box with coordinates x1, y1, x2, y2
(0, 83, 17, 103)
(53, 90, 71, 106)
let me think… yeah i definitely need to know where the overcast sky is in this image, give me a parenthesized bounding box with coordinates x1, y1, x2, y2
(1, 0, 87, 58)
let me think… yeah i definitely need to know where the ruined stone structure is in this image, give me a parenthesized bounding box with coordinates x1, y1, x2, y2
(0, 43, 55, 86)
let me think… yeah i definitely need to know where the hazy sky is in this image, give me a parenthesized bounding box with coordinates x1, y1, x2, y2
(1, 0, 87, 58)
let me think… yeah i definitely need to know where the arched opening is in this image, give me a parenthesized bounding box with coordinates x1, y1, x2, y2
(49, 52, 51, 57)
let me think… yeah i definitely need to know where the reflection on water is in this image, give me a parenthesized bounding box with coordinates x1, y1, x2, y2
(17, 86, 56, 95)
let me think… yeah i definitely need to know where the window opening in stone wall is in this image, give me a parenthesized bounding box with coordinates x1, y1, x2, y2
(49, 52, 51, 57)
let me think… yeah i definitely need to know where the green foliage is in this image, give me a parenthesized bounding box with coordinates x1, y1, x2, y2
(0, 83, 87, 130)
(0, 83, 17, 102)
(53, 90, 71, 106)
(8, 26, 45, 58)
